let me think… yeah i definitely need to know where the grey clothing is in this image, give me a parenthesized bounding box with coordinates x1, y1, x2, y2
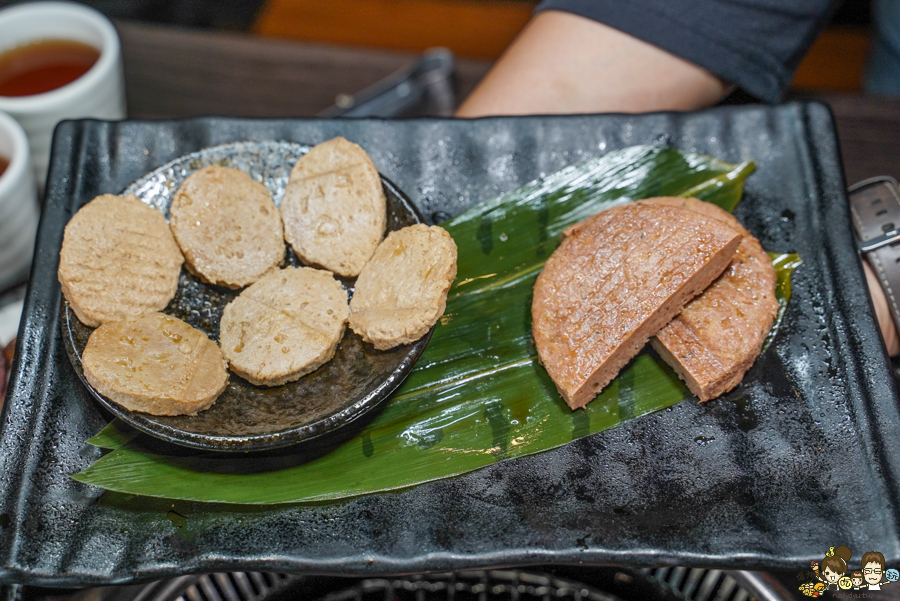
(866, 0, 900, 94)
(535, 0, 839, 102)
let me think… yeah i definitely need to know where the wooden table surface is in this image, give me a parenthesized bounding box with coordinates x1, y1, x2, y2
(817, 93, 900, 185)
(117, 20, 491, 120)
(117, 20, 900, 188)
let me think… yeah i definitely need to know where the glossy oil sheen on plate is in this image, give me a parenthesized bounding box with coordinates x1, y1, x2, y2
(61, 140, 430, 451)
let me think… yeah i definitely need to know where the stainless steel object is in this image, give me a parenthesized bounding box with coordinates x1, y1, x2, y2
(49, 567, 799, 601)
(319, 48, 456, 118)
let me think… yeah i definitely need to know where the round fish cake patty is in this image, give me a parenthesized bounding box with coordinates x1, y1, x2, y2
(639, 197, 779, 401)
(280, 137, 386, 277)
(82, 312, 229, 416)
(219, 267, 349, 386)
(350, 224, 458, 350)
(58, 194, 184, 328)
(531, 203, 743, 409)
(169, 165, 285, 289)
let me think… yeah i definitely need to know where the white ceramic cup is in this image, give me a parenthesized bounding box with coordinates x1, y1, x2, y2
(0, 110, 39, 291)
(0, 1, 126, 187)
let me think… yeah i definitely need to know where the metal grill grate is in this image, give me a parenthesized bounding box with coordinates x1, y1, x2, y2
(642, 568, 752, 601)
(68, 567, 796, 601)
(311, 571, 623, 601)
(147, 573, 293, 601)
(149, 569, 760, 601)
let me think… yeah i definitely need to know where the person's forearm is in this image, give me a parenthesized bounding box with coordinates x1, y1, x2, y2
(864, 261, 900, 356)
(456, 10, 727, 118)
(456, 10, 900, 357)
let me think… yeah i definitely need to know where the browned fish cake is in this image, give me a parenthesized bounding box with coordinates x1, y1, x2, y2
(81, 312, 229, 416)
(219, 266, 349, 386)
(349, 224, 457, 350)
(58, 194, 184, 328)
(531, 203, 743, 409)
(169, 165, 285, 289)
(640, 197, 779, 402)
(280, 137, 386, 277)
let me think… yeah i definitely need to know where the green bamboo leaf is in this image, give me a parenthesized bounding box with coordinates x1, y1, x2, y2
(764, 253, 803, 352)
(73, 146, 793, 505)
(85, 421, 138, 449)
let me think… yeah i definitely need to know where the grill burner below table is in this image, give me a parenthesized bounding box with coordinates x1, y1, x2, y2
(7, 567, 798, 601)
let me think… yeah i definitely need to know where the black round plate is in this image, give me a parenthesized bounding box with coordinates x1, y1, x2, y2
(61, 140, 428, 452)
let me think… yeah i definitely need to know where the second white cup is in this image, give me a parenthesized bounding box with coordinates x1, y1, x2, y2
(0, 110, 39, 291)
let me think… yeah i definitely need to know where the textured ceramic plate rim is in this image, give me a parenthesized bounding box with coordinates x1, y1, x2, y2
(59, 140, 430, 452)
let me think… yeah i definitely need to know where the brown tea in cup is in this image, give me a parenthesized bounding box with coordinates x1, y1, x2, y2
(0, 155, 8, 177)
(0, 39, 100, 97)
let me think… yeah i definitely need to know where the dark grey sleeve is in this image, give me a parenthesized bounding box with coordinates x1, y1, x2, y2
(535, 0, 838, 102)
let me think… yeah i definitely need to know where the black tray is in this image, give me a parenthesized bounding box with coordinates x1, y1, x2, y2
(2, 104, 899, 586)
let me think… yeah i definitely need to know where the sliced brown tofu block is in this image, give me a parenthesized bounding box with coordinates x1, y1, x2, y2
(640, 197, 779, 402)
(531, 203, 742, 409)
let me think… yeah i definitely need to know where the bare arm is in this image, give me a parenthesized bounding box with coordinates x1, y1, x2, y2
(456, 10, 728, 118)
(458, 9, 900, 356)
(864, 261, 900, 356)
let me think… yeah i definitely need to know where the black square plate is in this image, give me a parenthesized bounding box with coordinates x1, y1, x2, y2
(1, 104, 899, 586)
